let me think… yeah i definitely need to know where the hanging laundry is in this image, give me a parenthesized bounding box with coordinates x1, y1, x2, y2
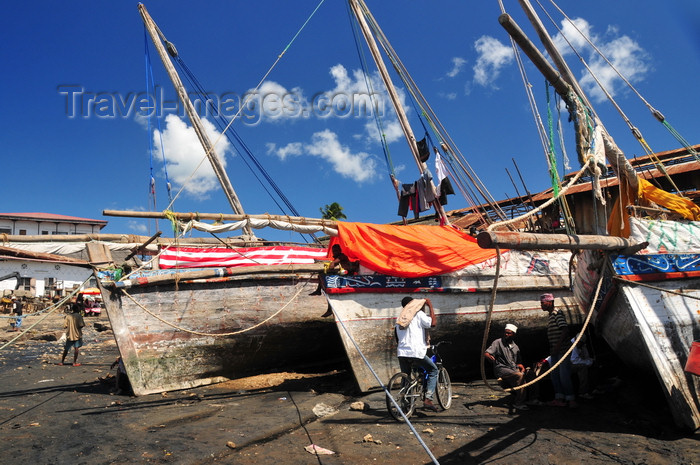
(438, 177, 455, 206)
(416, 137, 430, 162)
(397, 182, 416, 217)
(421, 170, 436, 204)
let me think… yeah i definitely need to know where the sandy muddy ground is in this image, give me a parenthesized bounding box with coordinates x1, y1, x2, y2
(0, 310, 698, 464)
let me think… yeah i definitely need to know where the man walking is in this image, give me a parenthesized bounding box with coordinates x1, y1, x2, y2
(60, 301, 85, 366)
(395, 296, 439, 412)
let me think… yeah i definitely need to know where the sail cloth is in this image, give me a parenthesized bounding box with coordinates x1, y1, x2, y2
(608, 177, 700, 237)
(176, 217, 338, 236)
(159, 246, 328, 269)
(330, 222, 499, 278)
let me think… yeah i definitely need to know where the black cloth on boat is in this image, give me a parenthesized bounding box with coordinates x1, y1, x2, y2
(398, 183, 416, 217)
(417, 137, 430, 162)
(438, 177, 455, 205)
(398, 180, 431, 219)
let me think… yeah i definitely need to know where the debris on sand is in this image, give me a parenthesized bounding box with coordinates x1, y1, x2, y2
(304, 444, 334, 455)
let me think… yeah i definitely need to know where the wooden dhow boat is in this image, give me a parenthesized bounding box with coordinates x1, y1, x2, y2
(490, 0, 700, 430)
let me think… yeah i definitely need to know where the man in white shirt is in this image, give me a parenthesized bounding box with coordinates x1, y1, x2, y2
(395, 296, 439, 412)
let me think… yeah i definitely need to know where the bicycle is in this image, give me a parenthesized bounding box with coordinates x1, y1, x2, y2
(385, 341, 452, 421)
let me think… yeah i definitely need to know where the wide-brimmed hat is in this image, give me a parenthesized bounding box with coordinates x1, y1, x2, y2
(396, 298, 426, 329)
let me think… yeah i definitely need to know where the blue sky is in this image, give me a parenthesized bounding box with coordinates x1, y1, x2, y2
(1, 1, 698, 242)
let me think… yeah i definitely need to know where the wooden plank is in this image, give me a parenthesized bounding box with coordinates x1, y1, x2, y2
(477, 231, 638, 251)
(86, 242, 115, 268)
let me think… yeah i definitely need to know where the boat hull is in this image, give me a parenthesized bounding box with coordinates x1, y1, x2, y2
(98, 269, 341, 395)
(592, 253, 700, 430)
(327, 289, 582, 392)
(324, 249, 584, 391)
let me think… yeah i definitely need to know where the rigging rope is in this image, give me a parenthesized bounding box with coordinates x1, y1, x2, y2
(144, 27, 173, 210)
(120, 278, 312, 337)
(487, 157, 592, 231)
(0, 282, 88, 351)
(328, 297, 440, 464)
(536, 0, 685, 193)
(148, 1, 327, 230)
(612, 277, 700, 301)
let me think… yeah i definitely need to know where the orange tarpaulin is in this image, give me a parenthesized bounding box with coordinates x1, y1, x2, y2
(330, 222, 500, 278)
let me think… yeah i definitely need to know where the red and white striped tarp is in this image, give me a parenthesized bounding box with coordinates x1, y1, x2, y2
(158, 246, 329, 269)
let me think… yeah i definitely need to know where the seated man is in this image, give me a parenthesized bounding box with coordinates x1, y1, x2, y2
(485, 324, 528, 410)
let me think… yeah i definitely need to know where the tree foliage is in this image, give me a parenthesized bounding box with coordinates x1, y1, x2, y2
(320, 202, 347, 221)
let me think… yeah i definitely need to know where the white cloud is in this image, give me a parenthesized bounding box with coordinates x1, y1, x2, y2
(447, 57, 467, 78)
(553, 17, 592, 55)
(268, 129, 377, 183)
(265, 141, 302, 161)
(153, 114, 234, 199)
(553, 18, 649, 103)
(243, 80, 307, 124)
(127, 220, 148, 234)
(472, 36, 514, 87)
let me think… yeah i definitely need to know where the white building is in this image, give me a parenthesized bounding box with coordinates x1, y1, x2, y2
(0, 212, 107, 236)
(0, 213, 106, 298)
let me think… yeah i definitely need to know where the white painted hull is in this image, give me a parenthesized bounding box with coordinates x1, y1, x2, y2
(98, 268, 341, 396)
(327, 285, 581, 392)
(597, 277, 700, 430)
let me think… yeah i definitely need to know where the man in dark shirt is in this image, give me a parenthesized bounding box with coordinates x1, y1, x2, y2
(541, 293, 577, 408)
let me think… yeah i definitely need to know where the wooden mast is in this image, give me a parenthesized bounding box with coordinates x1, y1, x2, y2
(347, 0, 449, 225)
(138, 4, 253, 236)
(501, 3, 639, 192)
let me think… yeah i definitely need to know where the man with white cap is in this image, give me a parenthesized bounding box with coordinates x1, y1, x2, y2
(395, 296, 439, 412)
(485, 323, 528, 410)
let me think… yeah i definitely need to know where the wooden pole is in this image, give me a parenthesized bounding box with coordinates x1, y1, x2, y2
(103, 209, 337, 227)
(477, 230, 642, 251)
(499, 9, 639, 193)
(348, 0, 449, 225)
(124, 231, 162, 262)
(138, 4, 252, 236)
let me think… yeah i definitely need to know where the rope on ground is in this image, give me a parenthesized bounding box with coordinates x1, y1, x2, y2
(612, 276, 700, 301)
(487, 157, 592, 231)
(328, 297, 440, 465)
(0, 280, 88, 351)
(120, 278, 312, 337)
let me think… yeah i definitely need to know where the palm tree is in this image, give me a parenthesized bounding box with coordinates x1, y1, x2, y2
(320, 202, 347, 221)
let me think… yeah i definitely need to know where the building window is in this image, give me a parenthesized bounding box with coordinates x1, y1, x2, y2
(19, 277, 32, 291)
(0, 228, 10, 234)
(19, 229, 27, 235)
(42, 231, 50, 235)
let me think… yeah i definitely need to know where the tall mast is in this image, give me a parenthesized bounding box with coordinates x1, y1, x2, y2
(348, 0, 449, 225)
(514, 0, 639, 192)
(138, 4, 253, 236)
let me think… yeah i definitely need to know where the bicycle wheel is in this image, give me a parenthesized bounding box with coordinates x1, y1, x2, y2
(436, 366, 452, 410)
(386, 372, 417, 421)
